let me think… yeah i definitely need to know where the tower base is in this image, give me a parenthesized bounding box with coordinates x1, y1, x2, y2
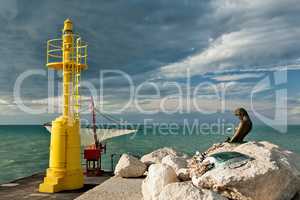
(39, 116, 84, 193)
(39, 168, 83, 193)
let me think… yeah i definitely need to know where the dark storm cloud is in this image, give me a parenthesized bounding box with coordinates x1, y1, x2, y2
(0, 0, 299, 124)
(0, 0, 214, 98)
(3, 0, 299, 93)
(161, 0, 300, 77)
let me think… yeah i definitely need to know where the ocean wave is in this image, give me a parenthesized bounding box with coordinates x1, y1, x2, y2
(0, 159, 15, 167)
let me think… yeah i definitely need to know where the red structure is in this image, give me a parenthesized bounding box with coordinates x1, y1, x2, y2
(84, 143, 106, 176)
(83, 97, 106, 176)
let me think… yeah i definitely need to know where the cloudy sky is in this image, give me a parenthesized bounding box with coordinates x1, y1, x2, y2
(0, 0, 299, 126)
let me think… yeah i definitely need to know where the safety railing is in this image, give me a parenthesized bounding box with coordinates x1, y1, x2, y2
(46, 34, 88, 119)
(46, 34, 88, 66)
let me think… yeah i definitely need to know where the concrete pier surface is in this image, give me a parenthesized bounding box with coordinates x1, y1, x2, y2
(75, 177, 144, 200)
(0, 172, 112, 200)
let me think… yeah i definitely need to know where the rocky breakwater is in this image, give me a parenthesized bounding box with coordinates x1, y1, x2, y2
(112, 143, 300, 200)
(190, 141, 300, 200)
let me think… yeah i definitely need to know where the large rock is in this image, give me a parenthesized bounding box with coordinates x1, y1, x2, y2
(162, 155, 188, 172)
(114, 154, 146, 178)
(162, 155, 190, 181)
(159, 182, 227, 200)
(191, 141, 300, 200)
(142, 164, 178, 200)
(141, 147, 188, 166)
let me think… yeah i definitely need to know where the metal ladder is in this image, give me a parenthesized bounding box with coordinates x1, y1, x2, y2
(74, 37, 81, 119)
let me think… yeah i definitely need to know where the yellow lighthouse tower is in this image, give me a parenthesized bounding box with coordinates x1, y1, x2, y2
(39, 19, 87, 193)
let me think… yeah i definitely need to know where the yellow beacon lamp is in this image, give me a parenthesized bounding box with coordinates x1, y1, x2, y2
(39, 19, 87, 193)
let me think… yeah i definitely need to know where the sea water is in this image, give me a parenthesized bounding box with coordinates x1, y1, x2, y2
(0, 125, 300, 184)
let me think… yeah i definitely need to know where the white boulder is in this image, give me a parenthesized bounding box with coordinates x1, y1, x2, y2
(141, 147, 188, 166)
(161, 155, 191, 181)
(159, 182, 227, 200)
(161, 155, 188, 172)
(114, 154, 146, 178)
(191, 141, 300, 200)
(142, 164, 178, 200)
